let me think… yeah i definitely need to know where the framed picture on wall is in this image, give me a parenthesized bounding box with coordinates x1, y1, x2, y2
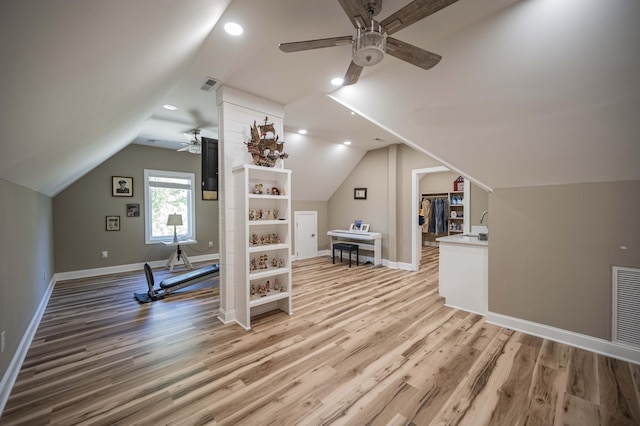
(106, 215, 120, 231)
(112, 176, 133, 197)
(126, 203, 140, 217)
(354, 188, 367, 200)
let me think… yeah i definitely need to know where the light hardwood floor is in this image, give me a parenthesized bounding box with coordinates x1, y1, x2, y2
(2, 248, 639, 425)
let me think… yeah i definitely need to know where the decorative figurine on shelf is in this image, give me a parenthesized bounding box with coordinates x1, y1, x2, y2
(250, 257, 257, 271)
(271, 258, 278, 267)
(265, 280, 271, 293)
(258, 284, 266, 297)
(250, 284, 256, 297)
(259, 209, 264, 220)
(278, 258, 284, 268)
(249, 209, 255, 221)
(251, 234, 259, 246)
(271, 187, 280, 195)
(273, 209, 279, 219)
(267, 210, 274, 220)
(254, 183, 263, 194)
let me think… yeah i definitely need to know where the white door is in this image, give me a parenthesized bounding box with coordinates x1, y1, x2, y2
(295, 211, 317, 260)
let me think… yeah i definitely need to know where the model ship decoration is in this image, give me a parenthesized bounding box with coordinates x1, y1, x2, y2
(245, 116, 289, 167)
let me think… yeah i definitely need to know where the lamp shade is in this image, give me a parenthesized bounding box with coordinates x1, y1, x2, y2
(166, 214, 183, 226)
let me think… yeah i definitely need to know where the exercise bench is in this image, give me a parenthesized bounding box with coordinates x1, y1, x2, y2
(332, 243, 359, 267)
(134, 263, 219, 303)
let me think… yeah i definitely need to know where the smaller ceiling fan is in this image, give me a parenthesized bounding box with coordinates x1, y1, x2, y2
(279, 0, 458, 85)
(178, 129, 202, 154)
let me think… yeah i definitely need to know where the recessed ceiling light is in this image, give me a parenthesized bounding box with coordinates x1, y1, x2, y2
(331, 77, 344, 86)
(162, 104, 178, 111)
(343, 141, 352, 145)
(298, 129, 307, 135)
(224, 22, 243, 36)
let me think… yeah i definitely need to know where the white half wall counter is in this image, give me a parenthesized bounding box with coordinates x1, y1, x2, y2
(436, 234, 488, 315)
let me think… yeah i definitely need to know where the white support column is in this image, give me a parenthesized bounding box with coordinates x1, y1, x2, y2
(215, 86, 285, 325)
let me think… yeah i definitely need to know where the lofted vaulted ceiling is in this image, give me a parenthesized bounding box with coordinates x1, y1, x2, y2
(1, 0, 638, 198)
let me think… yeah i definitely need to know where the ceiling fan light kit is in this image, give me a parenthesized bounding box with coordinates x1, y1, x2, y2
(278, 0, 458, 85)
(178, 129, 202, 154)
(352, 25, 385, 67)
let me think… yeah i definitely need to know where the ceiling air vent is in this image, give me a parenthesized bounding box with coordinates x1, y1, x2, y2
(200, 77, 218, 92)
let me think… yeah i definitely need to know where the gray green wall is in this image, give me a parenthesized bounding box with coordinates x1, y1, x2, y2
(0, 179, 54, 385)
(53, 144, 219, 272)
(328, 147, 390, 258)
(489, 180, 640, 339)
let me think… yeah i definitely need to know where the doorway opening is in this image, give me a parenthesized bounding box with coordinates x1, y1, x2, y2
(410, 166, 449, 271)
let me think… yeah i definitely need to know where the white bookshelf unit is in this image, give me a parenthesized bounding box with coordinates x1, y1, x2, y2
(233, 164, 292, 329)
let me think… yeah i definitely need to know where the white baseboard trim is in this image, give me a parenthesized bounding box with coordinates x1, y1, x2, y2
(486, 312, 640, 365)
(217, 307, 237, 326)
(55, 254, 219, 281)
(396, 261, 413, 271)
(445, 303, 486, 317)
(0, 276, 55, 416)
(384, 260, 397, 269)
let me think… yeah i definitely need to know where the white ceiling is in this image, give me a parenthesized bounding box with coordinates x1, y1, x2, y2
(1, 0, 638, 198)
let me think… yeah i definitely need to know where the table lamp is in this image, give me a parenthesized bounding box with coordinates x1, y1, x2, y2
(167, 214, 183, 243)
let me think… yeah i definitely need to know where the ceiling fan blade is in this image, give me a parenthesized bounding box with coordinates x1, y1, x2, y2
(381, 0, 460, 35)
(385, 37, 442, 71)
(336, 0, 371, 29)
(343, 61, 364, 85)
(177, 146, 189, 152)
(279, 36, 353, 53)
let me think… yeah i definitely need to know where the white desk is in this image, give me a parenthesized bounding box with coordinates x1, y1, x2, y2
(327, 230, 382, 266)
(162, 240, 197, 272)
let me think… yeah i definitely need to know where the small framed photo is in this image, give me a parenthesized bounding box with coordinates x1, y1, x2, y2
(126, 203, 140, 217)
(349, 220, 369, 232)
(106, 215, 120, 231)
(354, 187, 367, 200)
(112, 176, 133, 197)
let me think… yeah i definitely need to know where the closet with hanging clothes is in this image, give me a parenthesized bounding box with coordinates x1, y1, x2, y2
(420, 193, 449, 246)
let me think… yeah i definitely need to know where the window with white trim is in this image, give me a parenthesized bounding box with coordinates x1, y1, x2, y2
(144, 169, 196, 244)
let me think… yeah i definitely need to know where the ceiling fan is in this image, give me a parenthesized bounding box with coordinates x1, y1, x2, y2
(279, 0, 458, 85)
(178, 129, 202, 154)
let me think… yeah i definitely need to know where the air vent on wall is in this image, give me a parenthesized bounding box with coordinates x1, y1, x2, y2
(612, 266, 640, 348)
(200, 77, 219, 92)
